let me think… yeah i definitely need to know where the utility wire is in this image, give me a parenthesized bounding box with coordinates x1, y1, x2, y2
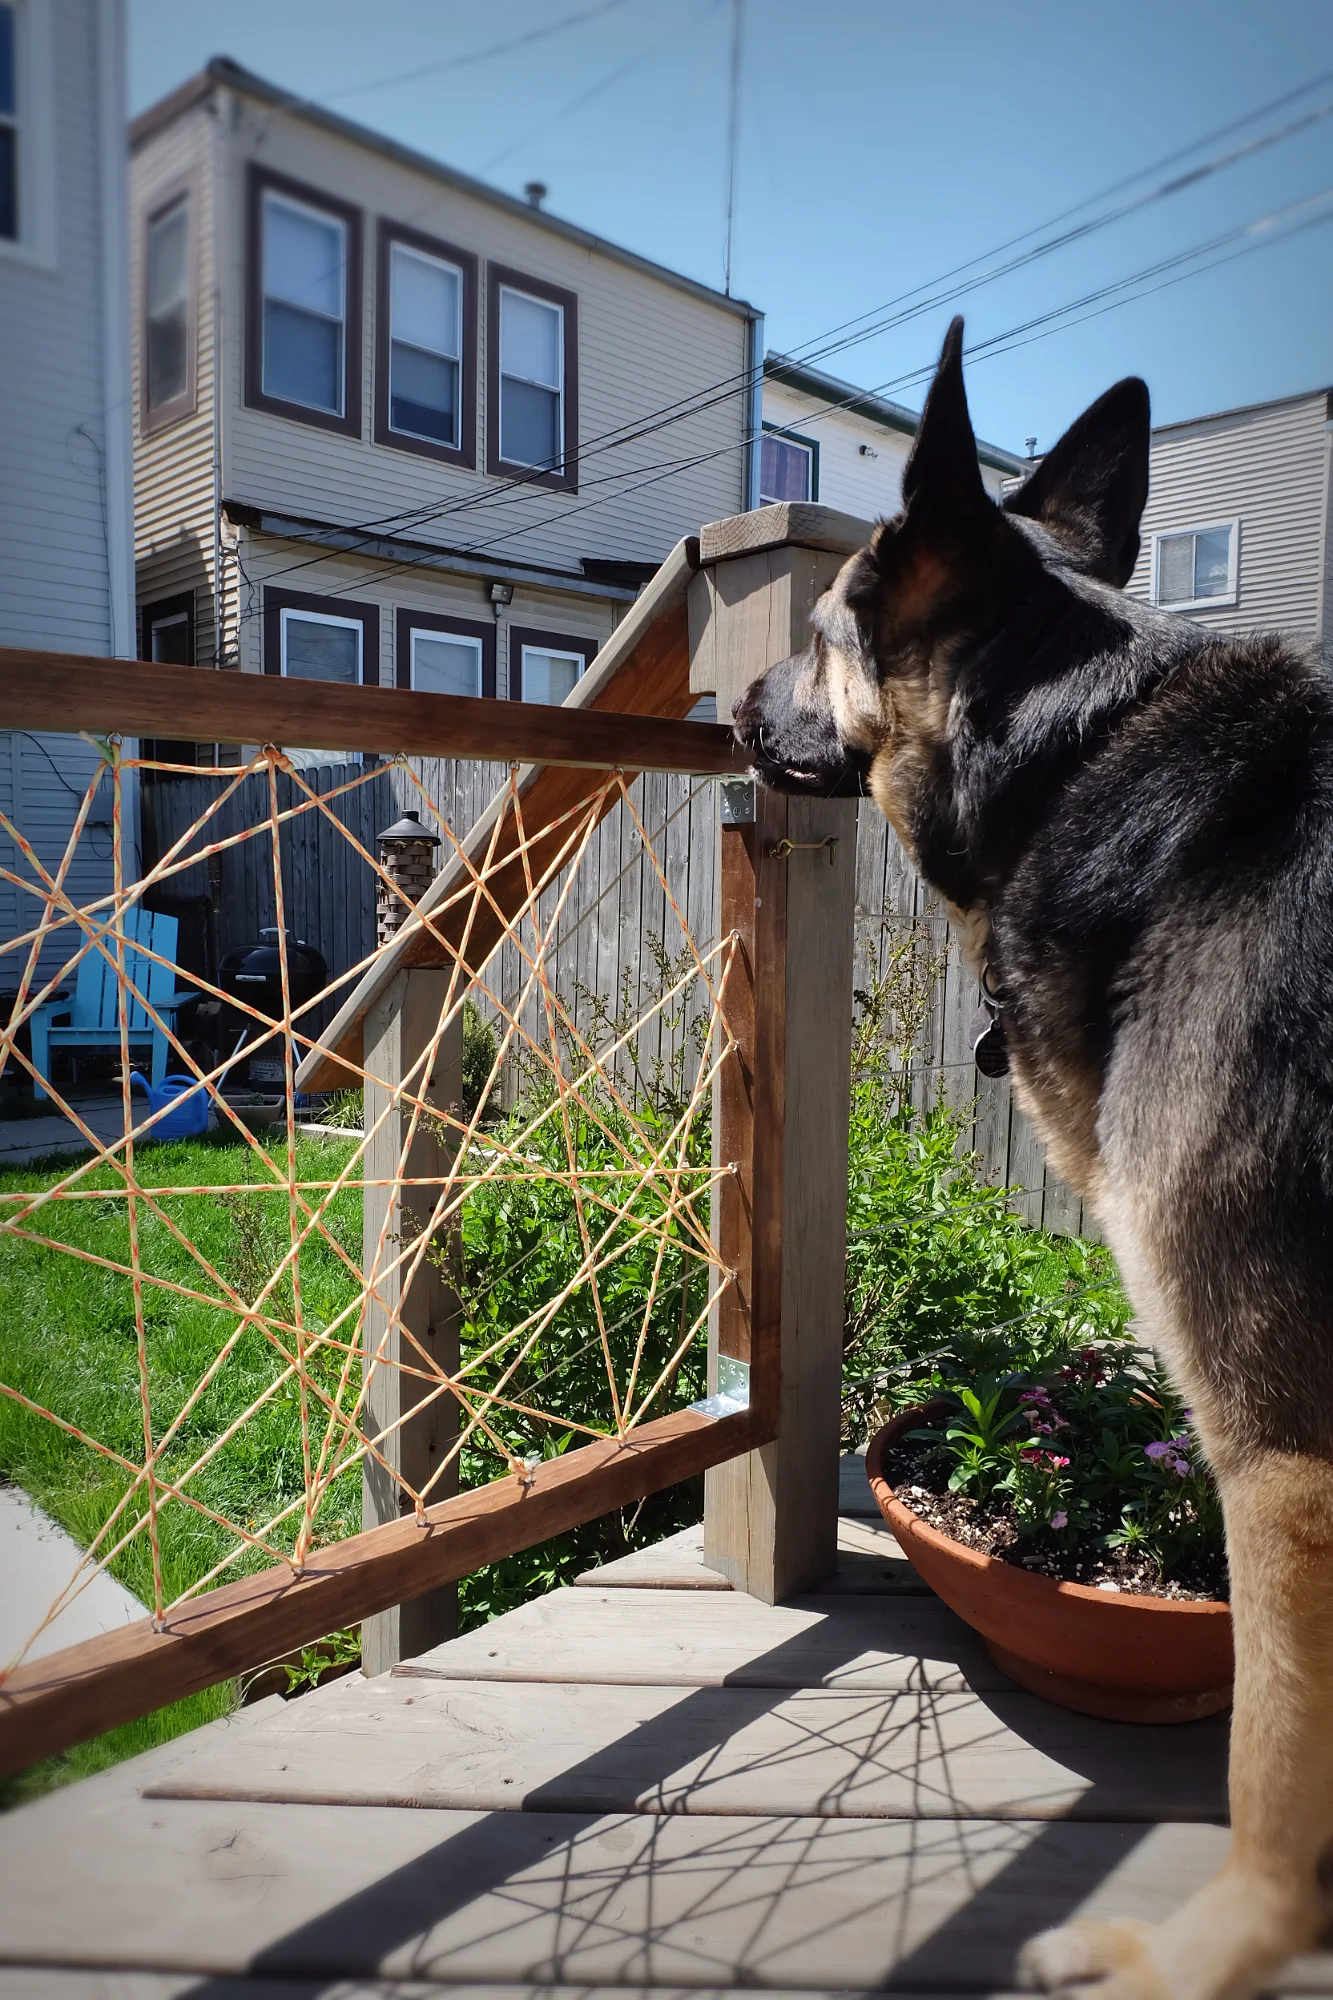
(480, 0, 721, 176)
(236, 85, 1333, 608)
(336, 185, 1333, 587)
(723, 0, 743, 296)
(251, 63, 1333, 574)
(233, 186, 1333, 639)
(243, 83, 1333, 600)
(298, 0, 637, 110)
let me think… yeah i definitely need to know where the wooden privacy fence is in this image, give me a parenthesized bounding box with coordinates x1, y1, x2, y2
(139, 618, 1087, 1232)
(0, 518, 859, 1773)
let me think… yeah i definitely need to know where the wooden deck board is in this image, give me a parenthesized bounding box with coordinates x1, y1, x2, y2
(141, 1673, 1228, 1823)
(0, 1792, 1263, 1990)
(394, 1587, 1001, 1691)
(0, 1517, 1290, 1992)
(0, 1979, 1039, 2000)
(838, 1452, 878, 1517)
(573, 1517, 922, 1595)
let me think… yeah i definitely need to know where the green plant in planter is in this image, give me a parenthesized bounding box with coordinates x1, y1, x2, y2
(935, 1379, 1027, 1495)
(909, 1349, 1225, 1585)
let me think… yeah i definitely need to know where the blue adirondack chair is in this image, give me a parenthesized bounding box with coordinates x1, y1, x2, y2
(29, 908, 197, 1099)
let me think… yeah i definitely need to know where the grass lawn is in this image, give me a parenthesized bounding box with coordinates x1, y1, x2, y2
(0, 1131, 363, 1804)
(0, 1118, 707, 1806)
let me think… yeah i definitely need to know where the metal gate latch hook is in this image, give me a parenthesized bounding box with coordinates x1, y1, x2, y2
(767, 836, 838, 864)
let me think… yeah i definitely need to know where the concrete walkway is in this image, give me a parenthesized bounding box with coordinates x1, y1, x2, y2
(0, 1485, 144, 1666)
(0, 1091, 127, 1170)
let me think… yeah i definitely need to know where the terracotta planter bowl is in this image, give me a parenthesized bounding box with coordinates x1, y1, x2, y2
(866, 1404, 1234, 1723)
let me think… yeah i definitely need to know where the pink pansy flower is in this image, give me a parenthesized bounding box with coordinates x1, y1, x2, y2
(1050, 1510, 1068, 1529)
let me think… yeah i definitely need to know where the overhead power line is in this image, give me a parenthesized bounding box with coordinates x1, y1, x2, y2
(240, 72, 1333, 603)
(304, 0, 636, 108)
(235, 183, 1333, 631)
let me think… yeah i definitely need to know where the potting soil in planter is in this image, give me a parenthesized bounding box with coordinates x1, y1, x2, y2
(881, 1430, 1228, 1602)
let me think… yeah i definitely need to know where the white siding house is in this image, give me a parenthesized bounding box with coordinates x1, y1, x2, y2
(130, 58, 762, 735)
(1123, 387, 1332, 648)
(761, 353, 1024, 519)
(0, 0, 133, 977)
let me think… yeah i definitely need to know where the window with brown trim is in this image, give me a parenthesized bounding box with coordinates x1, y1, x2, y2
(375, 221, 477, 467)
(395, 608, 495, 698)
(142, 184, 195, 430)
(245, 165, 362, 437)
(486, 264, 578, 491)
(262, 587, 379, 770)
(263, 587, 378, 682)
(508, 624, 597, 704)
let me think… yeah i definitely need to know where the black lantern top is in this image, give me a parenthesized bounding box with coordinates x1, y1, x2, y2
(377, 809, 442, 849)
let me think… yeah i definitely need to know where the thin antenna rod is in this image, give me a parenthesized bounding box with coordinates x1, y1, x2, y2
(723, 0, 743, 296)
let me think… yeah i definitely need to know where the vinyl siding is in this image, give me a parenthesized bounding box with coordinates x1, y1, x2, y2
(763, 381, 1014, 520)
(214, 91, 749, 579)
(0, 0, 115, 656)
(0, 0, 122, 971)
(131, 103, 219, 664)
(1125, 391, 1330, 640)
(232, 528, 616, 702)
(0, 732, 123, 988)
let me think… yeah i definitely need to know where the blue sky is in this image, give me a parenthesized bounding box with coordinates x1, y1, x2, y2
(129, 0, 1333, 455)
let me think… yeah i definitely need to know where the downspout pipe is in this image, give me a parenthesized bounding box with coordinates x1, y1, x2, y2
(742, 310, 764, 512)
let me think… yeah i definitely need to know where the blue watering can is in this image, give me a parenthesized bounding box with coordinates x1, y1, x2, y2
(128, 1071, 211, 1140)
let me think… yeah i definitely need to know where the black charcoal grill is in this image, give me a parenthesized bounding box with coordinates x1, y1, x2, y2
(219, 927, 328, 1095)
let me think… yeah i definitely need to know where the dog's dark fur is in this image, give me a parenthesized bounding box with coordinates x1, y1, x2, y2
(734, 319, 1333, 1999)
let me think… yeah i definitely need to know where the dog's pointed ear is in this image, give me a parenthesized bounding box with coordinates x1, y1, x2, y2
(1003, 378, 1150, 586)
(900, 316, 989, 524)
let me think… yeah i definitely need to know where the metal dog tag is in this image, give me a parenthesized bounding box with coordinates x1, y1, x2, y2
(970, 1000, 1009, 1078)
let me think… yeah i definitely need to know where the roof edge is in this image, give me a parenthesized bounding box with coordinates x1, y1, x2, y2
(1148, 381, 1333, 438)
(764, 351, 1026, 474)
(132, 57, 758, 323)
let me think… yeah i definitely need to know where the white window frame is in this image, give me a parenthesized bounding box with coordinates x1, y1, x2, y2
(389, 241, 464, 449)
(409, 625, 483, 698)
(0, 0, 55, 269)
(520, 642, 585, 705)
(759, 424, 817, 506)
(261, 189, 349, 418)
(499, 283, 565, 471)
(1151, 518, 1240, 612)
(279, 606, 364, 683)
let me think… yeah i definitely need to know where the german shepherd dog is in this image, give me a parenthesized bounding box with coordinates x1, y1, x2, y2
(734, 318, 1333, 2000)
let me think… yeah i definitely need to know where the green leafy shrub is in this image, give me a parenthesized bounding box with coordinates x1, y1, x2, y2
(447, 943, 713, 1625)
(838, 921, 1224, 1593)
(461, 996, 501, 1123)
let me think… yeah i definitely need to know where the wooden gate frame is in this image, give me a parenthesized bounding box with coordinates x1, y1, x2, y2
(0, 504, 871, 1774)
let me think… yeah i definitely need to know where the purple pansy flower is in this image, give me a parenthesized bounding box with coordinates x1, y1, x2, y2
(1050, 1509, 1068, 1529)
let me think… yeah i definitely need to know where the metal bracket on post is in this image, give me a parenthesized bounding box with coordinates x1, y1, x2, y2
(692, 1353, 751, 1418)
(720, 777, 755, 826)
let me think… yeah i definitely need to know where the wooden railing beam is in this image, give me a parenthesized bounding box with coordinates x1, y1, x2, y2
(0, 1401, 763, 1778)
(0, 652, 743, 775)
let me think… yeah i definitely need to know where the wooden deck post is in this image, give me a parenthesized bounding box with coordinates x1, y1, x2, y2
(689, 507, 865, 1603)
(361, 969, 463, 1674)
